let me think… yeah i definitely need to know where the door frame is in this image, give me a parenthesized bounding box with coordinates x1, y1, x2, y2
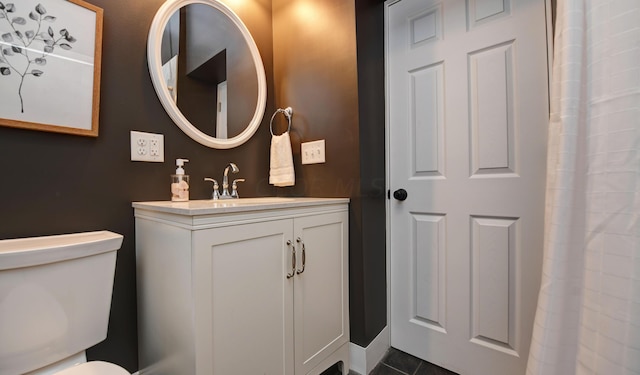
(383, 0, 555, 360)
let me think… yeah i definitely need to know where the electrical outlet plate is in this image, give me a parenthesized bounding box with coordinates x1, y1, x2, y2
(131, 131, 164, 162)
(301, 139, 326, 164)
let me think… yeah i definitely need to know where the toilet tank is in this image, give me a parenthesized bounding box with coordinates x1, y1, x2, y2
(0, 231, 124, 375)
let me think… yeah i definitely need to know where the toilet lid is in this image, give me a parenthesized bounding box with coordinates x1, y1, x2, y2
(55, 361, 130, 375)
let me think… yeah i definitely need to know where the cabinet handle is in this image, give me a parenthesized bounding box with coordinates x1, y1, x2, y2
(296, 237, 306, 275)
(286, 240, 296, 279)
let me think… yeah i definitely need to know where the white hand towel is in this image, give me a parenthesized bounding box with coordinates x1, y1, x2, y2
(269, 132, 295, 187)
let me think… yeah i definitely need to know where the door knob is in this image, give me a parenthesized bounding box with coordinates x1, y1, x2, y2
(393, 189, 408, 201)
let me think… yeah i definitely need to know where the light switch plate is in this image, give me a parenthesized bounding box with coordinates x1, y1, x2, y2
(301, 139, 326, 164)
(131, 131, 164, 162)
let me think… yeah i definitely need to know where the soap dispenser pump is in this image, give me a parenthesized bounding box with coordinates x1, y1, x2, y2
(171, 158, 190, 201)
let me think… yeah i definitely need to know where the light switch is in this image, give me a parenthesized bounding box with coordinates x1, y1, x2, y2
(301, 140, 326, 164)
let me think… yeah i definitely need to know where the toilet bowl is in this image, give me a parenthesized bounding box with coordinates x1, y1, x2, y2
(21, 352, 130, 375)
(51, 361, 130, 375)
(0, 231, 130, 375)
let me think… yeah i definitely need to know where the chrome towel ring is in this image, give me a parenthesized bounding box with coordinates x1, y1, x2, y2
(270, 107, 293, 136)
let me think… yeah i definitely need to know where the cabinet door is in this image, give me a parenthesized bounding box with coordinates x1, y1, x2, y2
(193, 219, 295, 375)
(293, 212, 349, 374)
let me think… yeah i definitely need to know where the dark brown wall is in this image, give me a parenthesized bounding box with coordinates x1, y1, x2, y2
(271, 0, 388, 347)
(354, 0, 387, 346)
(272, 0, 361, 199)
(0, 0, 388, 371)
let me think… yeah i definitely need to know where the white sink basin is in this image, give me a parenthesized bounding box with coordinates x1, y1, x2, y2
(132, 197, 349, 216)
(217, 197, 298, 204)
(175, 197, 299, 208)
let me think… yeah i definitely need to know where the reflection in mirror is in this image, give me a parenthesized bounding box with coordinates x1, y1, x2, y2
(159, 4, 257, 139)
(148, 0, 266, 149)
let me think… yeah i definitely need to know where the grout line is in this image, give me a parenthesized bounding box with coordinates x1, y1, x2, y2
(411, 361, 422, 375)
(412, 365, 421, 375)
(382, 363, 410, 375)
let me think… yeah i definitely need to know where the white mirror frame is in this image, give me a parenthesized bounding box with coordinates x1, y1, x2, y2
(148, 0, 267, 149)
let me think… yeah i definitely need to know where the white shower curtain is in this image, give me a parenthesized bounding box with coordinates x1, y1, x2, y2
(526, 0, 640, 374)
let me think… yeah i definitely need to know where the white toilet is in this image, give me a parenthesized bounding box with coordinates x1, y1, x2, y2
(0, 231, 130, 375)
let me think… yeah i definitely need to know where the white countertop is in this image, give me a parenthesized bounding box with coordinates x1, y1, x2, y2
(132, 197, 349, 216)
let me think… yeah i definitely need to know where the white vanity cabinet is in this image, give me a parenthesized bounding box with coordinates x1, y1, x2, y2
(134, 198, 350, 375)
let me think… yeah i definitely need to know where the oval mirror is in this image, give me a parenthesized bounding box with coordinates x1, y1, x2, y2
(148, 0, 267, 149)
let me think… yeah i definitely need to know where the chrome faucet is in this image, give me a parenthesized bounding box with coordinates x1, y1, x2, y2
(221, 163, 239, 199)
(231, 178, 245, 198)
(205, 163, 244, 200)
(203, 178, 220, 200)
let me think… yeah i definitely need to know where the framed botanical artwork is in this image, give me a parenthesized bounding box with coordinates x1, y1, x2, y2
(0, 0, 103, 136)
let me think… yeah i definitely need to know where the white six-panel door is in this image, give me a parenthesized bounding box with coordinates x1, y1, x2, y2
(387, 0, 549, 373)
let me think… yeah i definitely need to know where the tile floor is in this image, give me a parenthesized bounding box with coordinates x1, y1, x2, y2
(322, 347, 459, 375)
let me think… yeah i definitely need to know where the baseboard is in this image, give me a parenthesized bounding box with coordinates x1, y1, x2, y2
(349, 326, 389, 375)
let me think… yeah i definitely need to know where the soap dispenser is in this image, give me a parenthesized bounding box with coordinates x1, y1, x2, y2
(171, 158, 190, 201)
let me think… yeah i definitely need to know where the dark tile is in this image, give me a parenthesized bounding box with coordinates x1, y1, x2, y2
(319, 362, 359, 375)
(370, 363, 408, 375)
(320, 363, 341, 375)
(382, 348, 422, 374)
(415, 361, 459, 375)
(320, 362, 357, 375)
(322, 347, 458, 375)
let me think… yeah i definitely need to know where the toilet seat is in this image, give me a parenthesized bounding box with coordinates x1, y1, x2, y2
(54, 361, 130, 375)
